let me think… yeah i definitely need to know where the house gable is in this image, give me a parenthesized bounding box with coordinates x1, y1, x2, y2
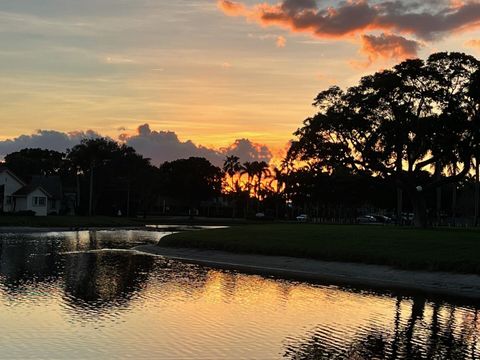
(0, 168, 26, 212)
(24, 188, 50, 217)
(13, 185, 52, 198)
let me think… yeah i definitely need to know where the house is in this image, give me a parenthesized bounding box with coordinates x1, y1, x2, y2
(29, 175, 63, 214)
(0, 167, 70, 216)
(0, 167, 24, 214)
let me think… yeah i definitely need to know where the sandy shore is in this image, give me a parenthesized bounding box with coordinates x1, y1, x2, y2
(134, 245, 480, 300)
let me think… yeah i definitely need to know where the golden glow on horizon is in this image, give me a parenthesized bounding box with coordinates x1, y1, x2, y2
(1, 1, 479, 154)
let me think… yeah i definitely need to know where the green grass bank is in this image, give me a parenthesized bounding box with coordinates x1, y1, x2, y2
(161, 224, 480, 275)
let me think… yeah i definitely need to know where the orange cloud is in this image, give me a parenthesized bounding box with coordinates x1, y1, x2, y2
(360, 33, 422, 64)
(218, 0, 480, 61)
(217, 0, 248, 16)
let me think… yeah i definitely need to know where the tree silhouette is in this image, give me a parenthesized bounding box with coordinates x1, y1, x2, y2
(469, 69, 480, 226)
(287, 52, 480, 227)
(67, 138, 120, 215)
(4, 148, 65, 182)
(252, 161, 271, 200)
(67, 138, 154, 216)
(223, 155, 242, 192)
(223, 156, 245, 218)
(240, 162, 256, 196)
(263, 166, 287, 219)
(158, 157, 223, 214)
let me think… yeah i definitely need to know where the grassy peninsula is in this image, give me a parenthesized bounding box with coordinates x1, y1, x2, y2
(161, 224, 480, 275)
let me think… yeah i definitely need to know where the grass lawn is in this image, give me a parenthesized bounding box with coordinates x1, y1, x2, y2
(161, 224, 480, 274)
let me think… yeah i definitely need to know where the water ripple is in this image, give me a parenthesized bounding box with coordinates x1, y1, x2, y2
(0, 230, 478, 359)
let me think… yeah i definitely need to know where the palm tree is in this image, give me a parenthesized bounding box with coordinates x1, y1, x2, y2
(223, 155, 241, 192)
(252, 161, 271, 200)
(267, 166, 287, 218)
(240, 162, 256, 196)
(240, 161, 261, 217)
(252, 161, 271, 212)
(223, 156, 242, 218)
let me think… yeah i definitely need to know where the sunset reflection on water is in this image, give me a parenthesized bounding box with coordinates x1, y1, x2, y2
(0, 230, 478, 359)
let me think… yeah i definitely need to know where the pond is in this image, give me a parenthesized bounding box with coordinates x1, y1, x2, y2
(0, 230, 478, 359)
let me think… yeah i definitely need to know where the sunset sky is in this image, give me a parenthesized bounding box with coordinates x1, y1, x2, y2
(2, 0, 480, 165)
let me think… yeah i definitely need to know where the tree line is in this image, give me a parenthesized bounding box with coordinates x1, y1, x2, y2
(2, 142, 222, 217)
(287, 51, 480, 227)
(2, 139, 393, 220)
(2, 52, 480, 227)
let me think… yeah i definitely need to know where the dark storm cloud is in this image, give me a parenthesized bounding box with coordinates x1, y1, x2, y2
(219, 0, 480, 44)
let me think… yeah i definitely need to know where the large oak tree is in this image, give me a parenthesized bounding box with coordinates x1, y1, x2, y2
(287, 52, 480, 227)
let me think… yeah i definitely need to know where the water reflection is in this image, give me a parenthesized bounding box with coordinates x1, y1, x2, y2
(0, 230, 477, 359)
(0, 235, 62, 291)
(63, 252, 154, 313)
(283, 296, 480, 359)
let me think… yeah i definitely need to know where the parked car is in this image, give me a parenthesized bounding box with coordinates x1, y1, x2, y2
(371, 215, 392, 224)
(296, 214, 308, 222)
(357, 214, 392, 224)
(356, 215, 377, 224)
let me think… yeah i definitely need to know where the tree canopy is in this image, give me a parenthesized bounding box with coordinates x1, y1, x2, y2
(4, 148, 65, 181)
(287, 52, 480, 227)
(159, 157, 223, 207)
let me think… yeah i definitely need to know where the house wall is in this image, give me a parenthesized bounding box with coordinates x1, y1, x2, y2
(0, 172, 24, 213)
(16, 198, 27, 212)
(26, 189, 49, 217)
(47, 199, 61, 214)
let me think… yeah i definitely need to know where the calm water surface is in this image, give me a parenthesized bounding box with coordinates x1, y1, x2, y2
(0, 230, 478, 359)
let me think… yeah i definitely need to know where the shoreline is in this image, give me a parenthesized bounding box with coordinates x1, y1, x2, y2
(3, 226, 480, 300)
(0, 225, 224, 234)
(134, 244, 480, 300)
(0, 226, 154, 233)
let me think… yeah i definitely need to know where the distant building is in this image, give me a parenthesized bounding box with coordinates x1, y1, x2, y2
(0, 167, 74, 216)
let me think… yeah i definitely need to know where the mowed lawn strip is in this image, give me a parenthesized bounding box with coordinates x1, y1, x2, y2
(161, 224, 480, 275)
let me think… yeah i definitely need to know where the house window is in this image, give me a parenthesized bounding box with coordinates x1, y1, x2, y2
(6, 196, 12, 205)
(33, 197, 46, 207)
